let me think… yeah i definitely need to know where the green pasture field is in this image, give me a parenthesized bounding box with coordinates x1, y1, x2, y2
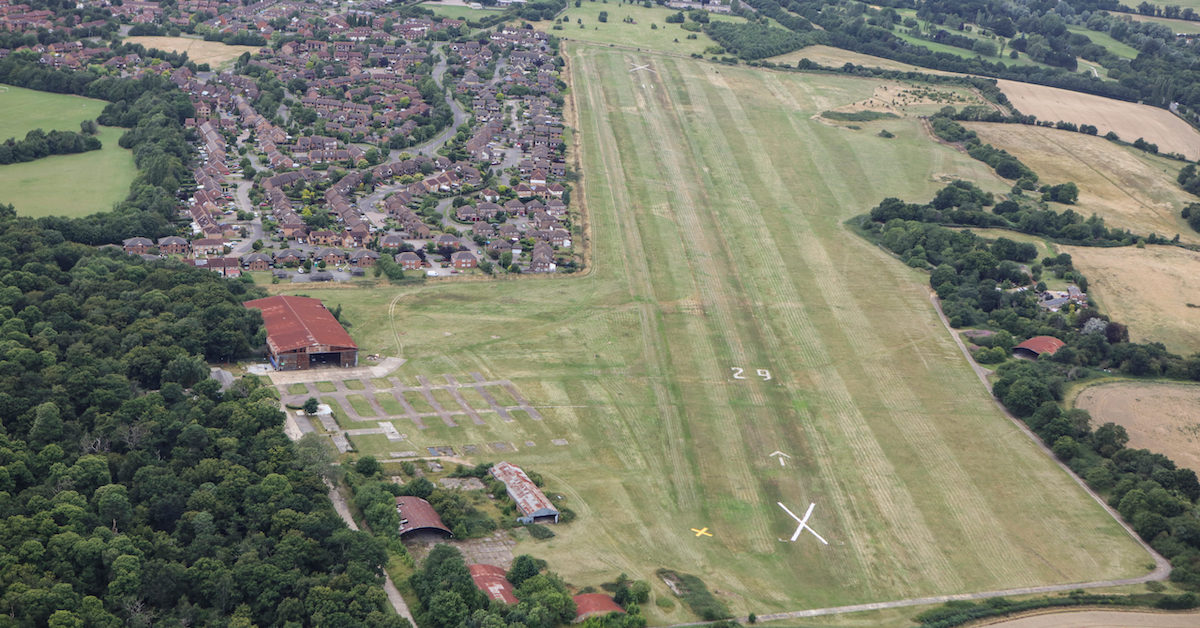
(271, 46, 1151, 620)
(344, 379, 366, 390)
(419, 1, 505, 21)
(315, 381, 337, 393)
(0, 85, 135, 217)
(538, 0, 746, 57)
(287, 383, 309, 395)
(1067, 25, 1140, 60)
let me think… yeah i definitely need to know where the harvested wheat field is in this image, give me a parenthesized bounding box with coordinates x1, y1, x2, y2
(1064, 244, 1200, 355)
(981, 609, 1200, 628)
(1076, 381, 1200, 474)
(968, 123, 1197, 242)
(123, 36, 260, 68)
(997, 79, 1200, 160)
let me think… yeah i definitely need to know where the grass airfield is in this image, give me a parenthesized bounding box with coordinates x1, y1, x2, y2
(273, 46, 1151, 621)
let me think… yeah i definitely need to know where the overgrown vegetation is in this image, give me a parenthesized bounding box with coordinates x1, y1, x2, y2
(410, 545, 578, 628)
(655, 569, 729, 621)
(821, 110, 899, 122)
(702, 21, 814, 60)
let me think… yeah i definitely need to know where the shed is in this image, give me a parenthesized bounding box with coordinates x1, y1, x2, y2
(469, 564, 518, 605)
(491, 461, 558, 524)
(1013, 335, 1066, 359)
(243, 295, 358, 370)
(395, 496, 452, 538)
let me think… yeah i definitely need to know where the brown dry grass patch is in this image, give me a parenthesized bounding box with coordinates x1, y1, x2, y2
(1063, 244, 1200, 355)
(1077, 382, 1200, 475)
(967, 123, 1197, 242)
(997, 79, 1200, 160)
(124, 36, 260, 68)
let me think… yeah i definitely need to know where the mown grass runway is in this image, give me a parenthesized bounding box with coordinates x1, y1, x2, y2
(278, 46, 1150, 621)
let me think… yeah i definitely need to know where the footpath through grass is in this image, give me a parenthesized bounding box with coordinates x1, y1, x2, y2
(275, 46, 1152, 621)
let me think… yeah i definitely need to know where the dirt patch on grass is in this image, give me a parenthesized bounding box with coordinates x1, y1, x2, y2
(997, 79, 1200, 160)
(979, 608, 1200, 627)
(827, 84, 977, 117)
(967, 123, 1197, 242)
(1076, 381, 1200, 475)
(1063, 244, 1200, 355)
(124, 36, 259, 68)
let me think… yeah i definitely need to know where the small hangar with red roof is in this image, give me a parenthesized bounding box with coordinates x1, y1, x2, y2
(395, 496, 452, 539)
(491, 461, 560, 524)
(243, 295, 358, 370)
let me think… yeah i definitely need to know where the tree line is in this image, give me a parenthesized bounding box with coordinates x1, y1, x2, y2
(0, 127, 101, 165)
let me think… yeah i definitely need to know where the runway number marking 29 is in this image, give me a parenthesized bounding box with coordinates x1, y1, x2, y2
(731, 367, 772, 381)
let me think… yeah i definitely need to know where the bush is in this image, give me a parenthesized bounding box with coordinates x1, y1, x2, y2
(526, 523, 555, 539)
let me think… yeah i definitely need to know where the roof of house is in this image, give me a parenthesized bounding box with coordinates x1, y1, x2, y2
(243, 295, 357, 354)
(395, 496, 452, 537)
(491, 461, 558, 519)
(572, 594, 625, 622)
(1014, 335, 1066, 356)
(469, 564, 518, 605)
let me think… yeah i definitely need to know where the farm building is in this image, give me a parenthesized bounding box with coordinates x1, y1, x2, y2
(1013, 335, 1066, 359)
(572, 594, 625, 622)
(395, 496, 452, 539)
(469, 564, 518, 604)
(491, 461, 559, 524)
(242, 295, 358, 370)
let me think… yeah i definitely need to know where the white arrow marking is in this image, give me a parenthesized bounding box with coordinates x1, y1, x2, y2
(769, 451, 792, 467)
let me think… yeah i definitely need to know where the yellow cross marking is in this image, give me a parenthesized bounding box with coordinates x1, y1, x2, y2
(691, 527, 712, 537)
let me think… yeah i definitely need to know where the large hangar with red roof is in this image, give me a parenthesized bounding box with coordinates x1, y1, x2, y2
(243, 295, 358, 370)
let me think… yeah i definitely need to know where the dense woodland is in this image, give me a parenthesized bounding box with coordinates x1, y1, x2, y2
(860, 179, 1200, 588)
(0, 211, 419, 626)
